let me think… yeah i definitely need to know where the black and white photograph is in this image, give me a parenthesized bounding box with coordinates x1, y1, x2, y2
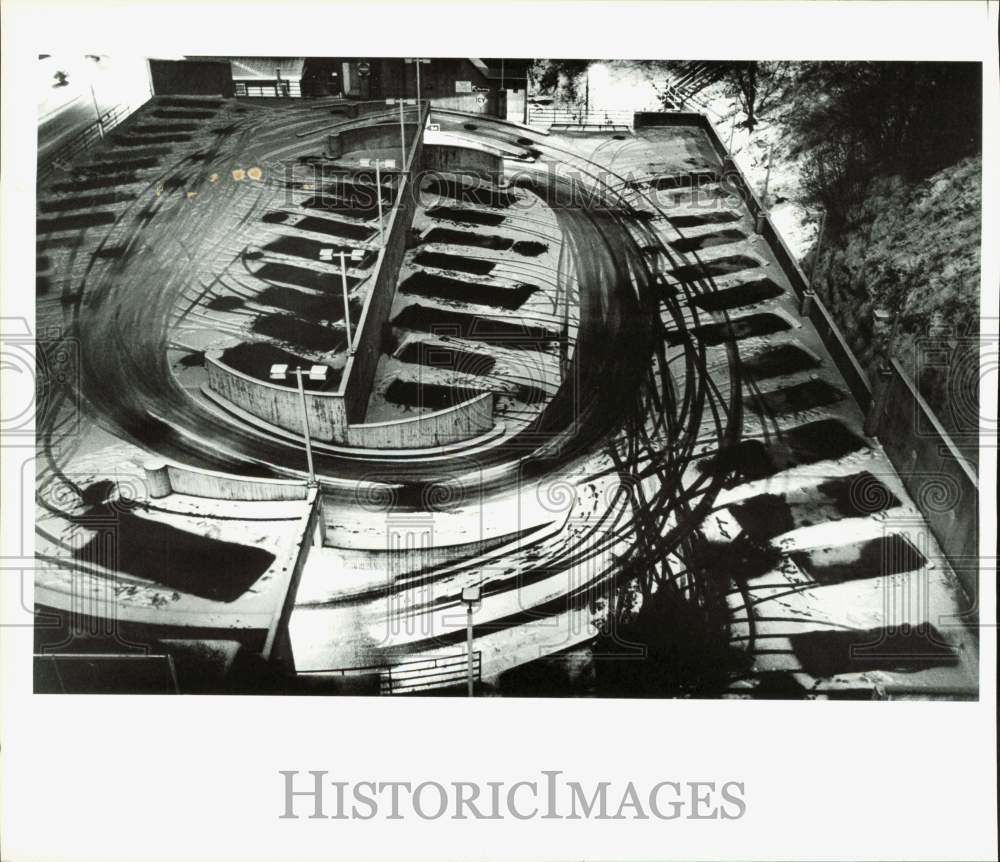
(2, 1, 997, 861)
(25, 51, 986, 698)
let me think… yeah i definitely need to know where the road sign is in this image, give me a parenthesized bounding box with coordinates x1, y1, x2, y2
(475, 94, 487, 106)
(358, 61, 370, 76)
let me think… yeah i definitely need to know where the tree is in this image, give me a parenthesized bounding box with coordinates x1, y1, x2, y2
(719, 61, 789, 131)
(529, 59, 591, 102)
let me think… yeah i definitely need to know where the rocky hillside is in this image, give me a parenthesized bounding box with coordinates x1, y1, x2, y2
(807, 155, 981, 461)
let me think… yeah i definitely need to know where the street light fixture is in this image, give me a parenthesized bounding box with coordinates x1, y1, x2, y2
(319, 247, 365, 353)
(385, 98, 416, 167)
(460, 585, 481, 697)
(268, 363, 328, 485)
(404, 58, 430, 106)
(359, 157, 397, 248)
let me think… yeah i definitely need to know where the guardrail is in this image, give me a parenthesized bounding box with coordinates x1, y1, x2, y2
(235, 81, 302, 98)
(38, 102, 144, 185)
(300, 651, 482, 694)
(143, 460, 311, 501)
(527, 106, 637, 129)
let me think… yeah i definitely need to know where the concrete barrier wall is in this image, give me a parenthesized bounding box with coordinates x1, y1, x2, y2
(345, 393, 494, 449)
(205, 351, 350, 443)
(340, 106, 428, 423)
(143, 461, 310, 501)
(870, 361, 979, 599)
(335, 121, 421, 158)
(263, 488, 321, 669)
(422, 144, 504, 179)
(807, 296, 873, 413)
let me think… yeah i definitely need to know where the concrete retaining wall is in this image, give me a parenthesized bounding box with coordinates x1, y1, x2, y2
(341, 109, 427, 423)
(870, 361, 979, 599)
(205, 351, 350, 443)
(263, 488, 322, 669)
(346, 393, 494, 449)
(423, 144, 504, 179)
(332, 121, 421, 160)
(143, 461, 310, 501)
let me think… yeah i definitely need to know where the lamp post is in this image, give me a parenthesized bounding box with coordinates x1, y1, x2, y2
(319, 247, 365, 353)
(84, 55, 105, 139)
(385, 98, 416, 167)
(268, 363, 328, 485)
(359, 157, 396, 248)
(404, 58, 430, 106)
(460, 585, 481, 697)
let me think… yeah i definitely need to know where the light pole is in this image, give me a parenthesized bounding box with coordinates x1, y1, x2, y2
(319, 247, 365, 353)
(385, 98, 416, 166)
(359, 157, 396, 248)
(85, 54, 106, 140)
(460, 585, 481, 696)
(268, 363, 328, 485)
(404, 58, 430, 106)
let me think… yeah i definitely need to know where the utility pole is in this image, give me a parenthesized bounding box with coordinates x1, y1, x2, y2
(90, 83, 104, 140)
(339, 252, 353, 353)
(294, 369, 315, 481)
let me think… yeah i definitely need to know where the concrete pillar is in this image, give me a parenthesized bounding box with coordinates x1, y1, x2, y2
(143, 461, 172, 498)
(800, 290, 815, 318)
(326, 133, 343, 159)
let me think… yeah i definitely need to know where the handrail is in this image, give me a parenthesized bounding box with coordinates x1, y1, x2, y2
(38, 102, 143, 184)
(299, 650, 482, 694)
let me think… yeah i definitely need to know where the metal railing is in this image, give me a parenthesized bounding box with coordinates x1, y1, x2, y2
(235, 81, 302, 98)
(37, 102, 141, 185)
(526, 106, 636, 129)
(300, 652, 482, 695)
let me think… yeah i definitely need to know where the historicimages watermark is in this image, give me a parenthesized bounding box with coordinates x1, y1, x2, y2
(279, 770, 747, 821)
